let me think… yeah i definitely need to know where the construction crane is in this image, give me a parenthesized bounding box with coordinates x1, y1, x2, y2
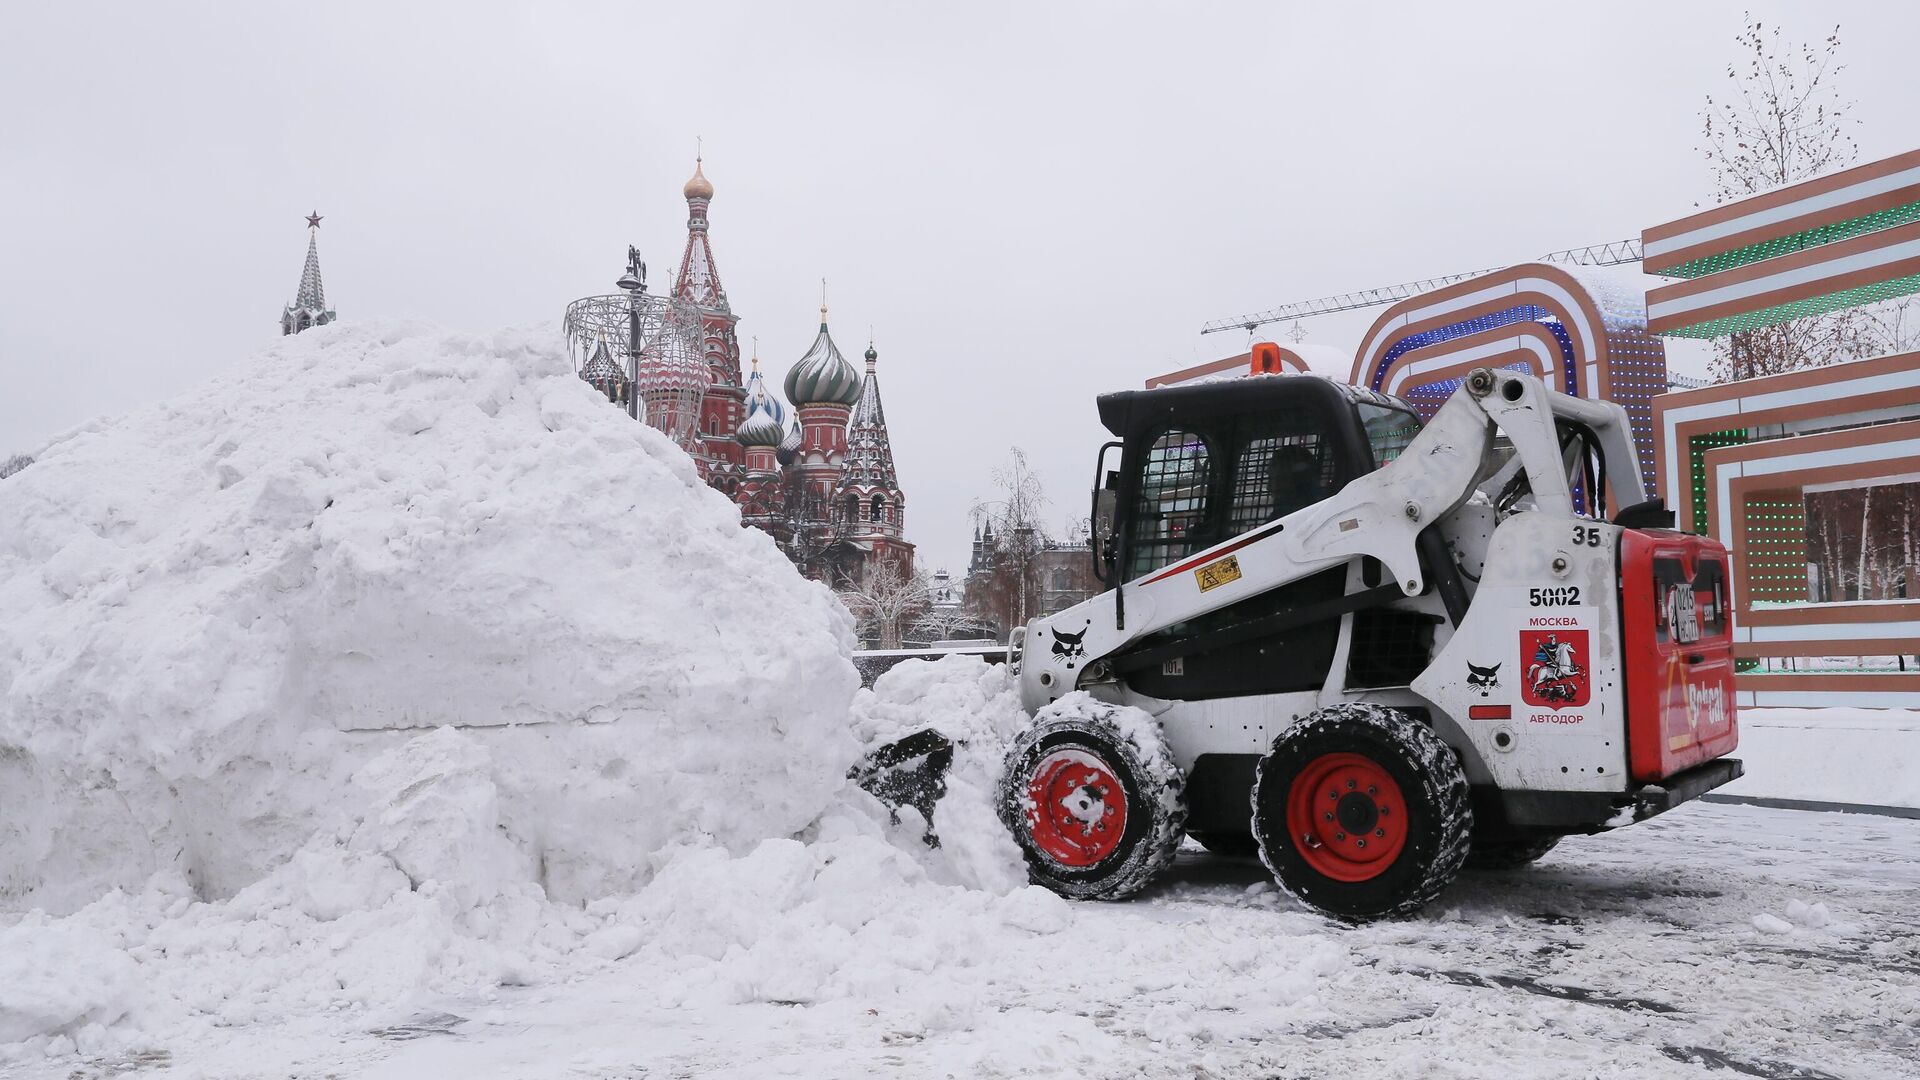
(1199, 239, 1646, 337)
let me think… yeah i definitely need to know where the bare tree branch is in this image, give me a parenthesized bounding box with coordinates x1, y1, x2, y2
(1697, 15, 1916, 379)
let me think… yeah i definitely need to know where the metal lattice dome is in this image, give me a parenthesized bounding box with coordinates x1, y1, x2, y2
(633, 334, 707, 398)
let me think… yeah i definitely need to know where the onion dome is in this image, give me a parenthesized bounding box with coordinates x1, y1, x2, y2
(737, 358, 787, 447)
(737, 401, 785, 448)
(776, 416, 803, 466)
(684, 157, 714, 201)
(580, 337, 628, 384)
(741, 355, 785, 427)
(783, 309, 863, 407)
(633, 329, 707, 398)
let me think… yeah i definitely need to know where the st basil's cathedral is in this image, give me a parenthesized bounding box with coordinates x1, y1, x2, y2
(581, 157, 913, 587)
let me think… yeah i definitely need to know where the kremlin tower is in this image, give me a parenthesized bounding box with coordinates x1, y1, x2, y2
(282, 212, 335, 335)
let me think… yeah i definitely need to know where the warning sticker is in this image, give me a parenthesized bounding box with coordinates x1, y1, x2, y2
(1194, 554, 1242, 592)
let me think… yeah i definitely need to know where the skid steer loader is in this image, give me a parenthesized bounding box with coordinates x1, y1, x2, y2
(968, 363, 1742, 921)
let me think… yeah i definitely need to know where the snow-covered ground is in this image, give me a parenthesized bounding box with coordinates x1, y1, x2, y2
(2, 801, 1910, 1080)
(1726, 709, 1920, 809)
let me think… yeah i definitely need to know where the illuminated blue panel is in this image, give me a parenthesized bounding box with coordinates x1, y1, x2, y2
(1370, 305, 1578, 402)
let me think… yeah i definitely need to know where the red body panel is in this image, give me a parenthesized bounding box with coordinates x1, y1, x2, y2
(1620, 530, 1739, 783)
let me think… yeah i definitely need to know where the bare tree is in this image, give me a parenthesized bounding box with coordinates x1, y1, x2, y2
(964, 448, 1054, 642)
(1699, 15, 1915, 380)
(908, 604, 996, 646)
(836, 557, 931, 650)
(773, 471, 858, 584)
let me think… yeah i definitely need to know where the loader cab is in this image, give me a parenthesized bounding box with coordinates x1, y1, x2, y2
(1088, 375, 1423, 699)
(1090, 376, 1417, 585)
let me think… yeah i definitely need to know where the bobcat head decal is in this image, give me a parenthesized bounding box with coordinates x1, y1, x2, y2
(1050, 621, 1091, 668)
(1466, 661, 1501, 696)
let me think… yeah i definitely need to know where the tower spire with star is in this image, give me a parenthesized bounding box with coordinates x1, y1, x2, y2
(281, 211, 336, 336)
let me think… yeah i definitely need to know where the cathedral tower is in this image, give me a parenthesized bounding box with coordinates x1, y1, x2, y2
(833, 342, 913, 575)
(673, 154, 746, 480)
(782, 302, 863, 498)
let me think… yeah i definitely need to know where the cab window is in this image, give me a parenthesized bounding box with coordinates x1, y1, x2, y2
(1226, 432, 1332, 534)
(1358, 403, 1421, 466)
(1128, 429, 1211, 579)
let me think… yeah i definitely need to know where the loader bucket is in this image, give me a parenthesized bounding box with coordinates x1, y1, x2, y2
(849, 728, 955, 846)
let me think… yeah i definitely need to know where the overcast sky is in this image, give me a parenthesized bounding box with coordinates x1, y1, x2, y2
(5, 1, 1919, 575)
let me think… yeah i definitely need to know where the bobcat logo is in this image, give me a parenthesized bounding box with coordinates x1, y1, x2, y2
(1466, 662, 1501, 696)
(1050, 621, 1091, 669)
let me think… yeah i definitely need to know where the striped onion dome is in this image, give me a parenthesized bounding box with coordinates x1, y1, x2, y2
(782, 314, 863, 407)
(580, 338, 628, 383)
(737, 401, 785, 448)
(737, 363, 787, 447)
(775, 415, 803, 466)
(741, 361, 785, 427)
(633, 333, 707, 397)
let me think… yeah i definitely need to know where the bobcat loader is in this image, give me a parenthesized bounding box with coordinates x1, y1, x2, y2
(970, 363, 1742, 921)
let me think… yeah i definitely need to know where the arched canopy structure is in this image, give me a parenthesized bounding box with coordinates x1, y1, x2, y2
(1351, 262, 1668, 478)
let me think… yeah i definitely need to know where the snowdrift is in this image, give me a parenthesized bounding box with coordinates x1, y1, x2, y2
(0, 320, 862, 912)
(0, 646, 1062, 1060)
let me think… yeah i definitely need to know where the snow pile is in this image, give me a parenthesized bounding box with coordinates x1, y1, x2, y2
(0, 323, 1137, 1063)
(0, 739, 1080, 1063)
(849, 654, 1030, 892)
(0, 319, 861, 914)
(0, 923, 135, 1044)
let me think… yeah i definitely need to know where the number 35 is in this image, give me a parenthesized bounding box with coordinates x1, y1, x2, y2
(1571, 525, 1602, 548)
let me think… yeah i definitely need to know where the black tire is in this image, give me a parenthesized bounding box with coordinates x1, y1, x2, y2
(1251, 703, 1471, 921)
(998, 697, 1186, 900)
(1189, 832, 1260, 857)
(1467, 836, 1561, 870)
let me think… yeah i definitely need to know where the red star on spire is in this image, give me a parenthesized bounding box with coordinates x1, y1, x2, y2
(305, 211, 323, 229)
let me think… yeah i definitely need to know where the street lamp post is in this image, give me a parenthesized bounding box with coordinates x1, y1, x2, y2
(616, 246, 647, 421)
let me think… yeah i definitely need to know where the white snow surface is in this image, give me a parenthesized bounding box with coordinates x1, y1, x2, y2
(1724, 707, 1920, 808)
(0, 332, 1095, 1061)
(0, 319, 863, 914)
(848, 654, 1029, 893)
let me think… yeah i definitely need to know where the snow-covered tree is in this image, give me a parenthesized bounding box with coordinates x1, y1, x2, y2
(908, 605, 995, 646)
(835, 557, 931, 650)
(964, 448, 1054, 642)
(0, 453, 30, 479)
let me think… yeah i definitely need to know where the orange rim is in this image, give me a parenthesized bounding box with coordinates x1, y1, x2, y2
(1024, 747, 1127, 867)
(1284, 752, 1407, 882)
